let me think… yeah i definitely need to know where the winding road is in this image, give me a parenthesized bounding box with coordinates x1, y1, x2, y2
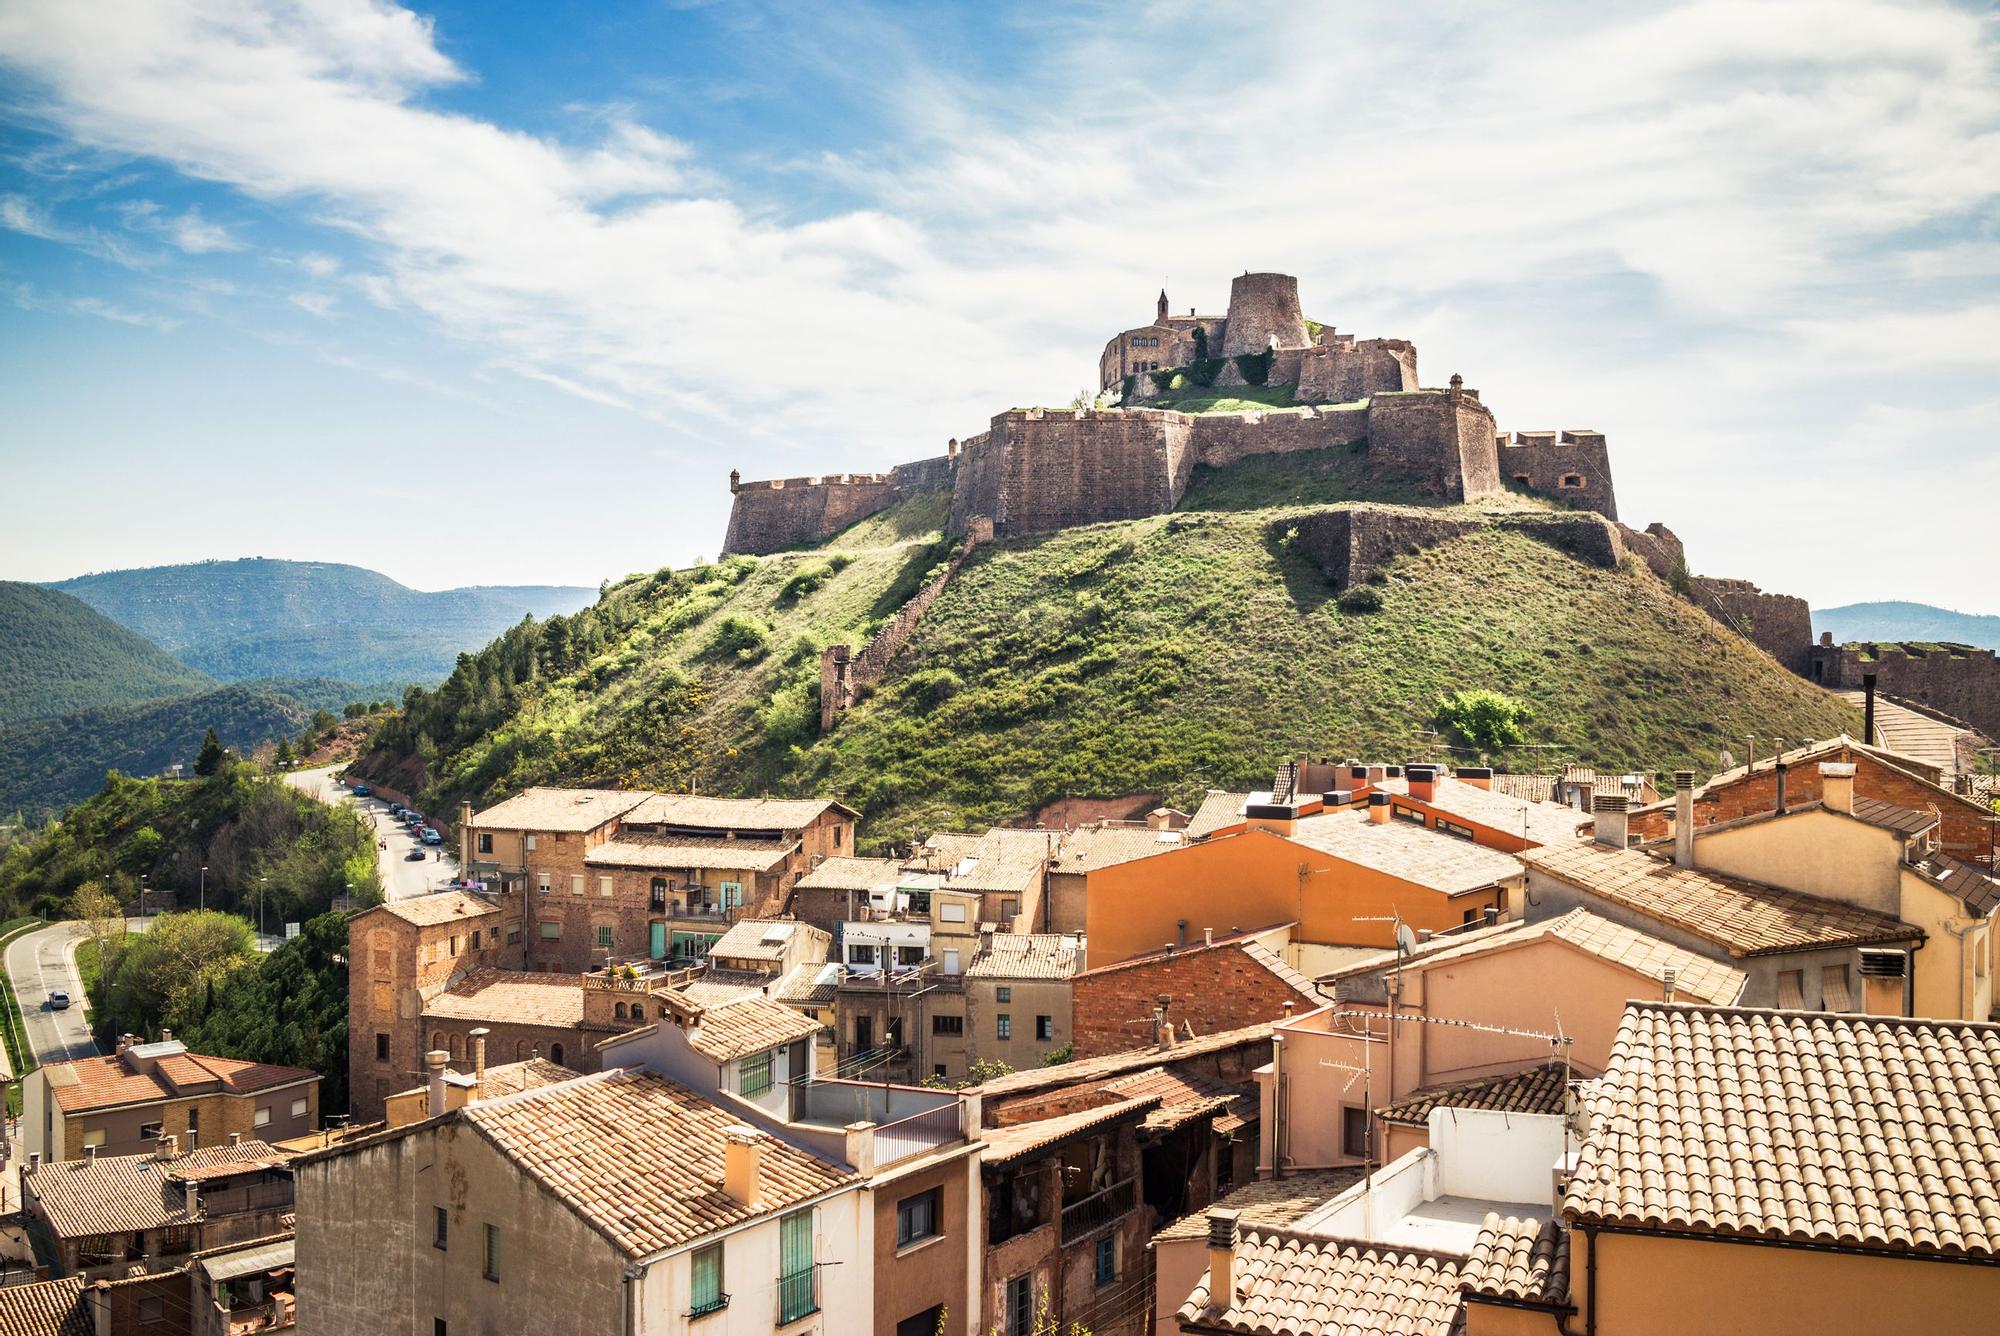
(284, 764, 458, 902)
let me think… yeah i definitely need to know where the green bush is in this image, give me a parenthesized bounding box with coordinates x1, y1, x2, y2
(1436, 688, 1533, 754)
(781, 561, 839, 604)
(1234, 351, 1274, 386)
(1337, 585, 1384, 613)
(706, 615, 773, 664)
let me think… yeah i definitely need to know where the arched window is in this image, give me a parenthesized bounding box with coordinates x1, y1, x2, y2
(429, 1030, 443, 1053)
(1513, 474, 1532, 486)
(613, 1002, 626, 1020)
(515, 1040, 528, 1060)
(448, 1033, 461, 1061)
(550, 1043, 566, 1066)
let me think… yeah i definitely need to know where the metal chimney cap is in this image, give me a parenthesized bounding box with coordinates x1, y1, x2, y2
(1207, 1208, 1241, 1249)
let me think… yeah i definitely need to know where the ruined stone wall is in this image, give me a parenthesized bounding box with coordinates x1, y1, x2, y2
(891, 454, 954, 494)
(1690, 577, 1814, 676)
(1220, 272, 1308, 357)
(1287, 506, 1628, 590)
(820, 525, 988, 731)
(1811, 642, 2000, 743)
(1295, 337, 1419, 403)
(1365, 388, 1503, 502)
(1189, 405, 1372, 468)
(1501, 431, 1619, 520)
(1617, 523, 1686, 580)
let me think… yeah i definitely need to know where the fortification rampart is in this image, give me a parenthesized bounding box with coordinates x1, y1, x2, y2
(1687, 578, 1813, 676)
(1810, 641, 2000, 743)
(1285, 506, 1627, 590)
(1188, 405, 1372, 468)
(1366, 387, 1504, 503)
(1295, 337, 1418, 403)
(820, 521, 990, 731)
(1501, 430, 1618, 520)
(722, 453, 959, 556)
(982, 407, 1196, 536)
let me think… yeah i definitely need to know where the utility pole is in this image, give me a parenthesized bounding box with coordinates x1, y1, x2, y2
(199, 866, 207, 914)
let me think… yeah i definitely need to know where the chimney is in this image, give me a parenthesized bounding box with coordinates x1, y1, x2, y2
(1280, 1000, 1294, 1019)
(1673, 770, 1697, 869)
(1207, 1209, 1242, 1310)
(1863, 672, 1878, 745)
(1662, 966, 1678, 1003)
(724, 1125, 765, 1207)
(185, 1180, 199, 1216)
(425, 1049, 449, 1120)
(470, 1026, 490, 1096)
(1408, 765, 1437, 802)
(154, 1135, 177, 1161)
(84, 1144, 96, 1162)
(459, 800, 475, 869)
(1155, 995, 1175, 1051)
(229, 1132, 241, 1146)
(1593, 795, 1629, 849)
(1458, 766, 1493, 791)
(160, 1028, 172, 1044)
(1367, 792, 1392, 825)
(1775, 757, 1789, 815)
(1365, 764, 1387, 788)
(1203, 926, 1214, 947)
(1348, 764, 1368, 785)
(1820, 761, 1857, 815)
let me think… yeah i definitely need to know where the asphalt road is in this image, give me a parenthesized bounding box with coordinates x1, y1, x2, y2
(284, 764, 458, 902)
(5, 917, 157, 1071)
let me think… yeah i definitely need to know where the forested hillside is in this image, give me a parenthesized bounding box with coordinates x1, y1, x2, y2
(50, 558, 594, 683)
(358, 455, 1859, 846)
(0, 581, 213, 722)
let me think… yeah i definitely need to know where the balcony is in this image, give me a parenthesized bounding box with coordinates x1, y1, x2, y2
(1060, 1178, 1137, 1243)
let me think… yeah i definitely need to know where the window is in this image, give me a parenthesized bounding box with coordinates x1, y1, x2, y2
(1436, 818, 1475, 842)
(471, 930, 481, 950)
(739, 1051, 773, 1099)
(614, 1002, 627, 1020)
(854, 1016, 873, 1051)
(689, 1242, 726, 1316)
(187, 1107, 199, 1135)
(540, 922, 562, 939)
(778, 1208, 817, 1323)
(1095, 1235, 1117, 1286)
(996, 1014, 1012, 1040)
(477, 833, 492, 854)
(1005, 1276, 1033, 1336)
(1036, 1015, 1054, 1041)
(1560, 473, 1584, 489)
(1342, 1106, 1368, 1158)
(138, 1297, 164, 1322)
(1392, 804, 1426, 825)
(932, 1014, 963, 1036)
(941, 949, 961, 975)
(524, 834, 537, 851)
(81, 1129, 106, 1149)
(376, 1032, 390, 1061)
(597, 924, 614, 948)
(599, 876, 613, 898)
(898, 1306, 945, 1336)
(139, 1120, 163, 1140)
(290, 1096, 308, 1119)
(938, 902, 966, 923)
(435, 1320, 447, 1336)
(570, 874, 585, 897)
(834, 827, 844, 848)
(906, 891, 932, 915)
(897, 945, 926, 967)
(1821, 964, 1853, 1012)
(536, 872, 550, 894)
(482, 1224, 501, 1281)
(433, 1206, 448, 1249)
(995, 987, 1012, 1003)
(254, 1106, 272, 1128)
(550, 1043, 565, 1065)
(1001, 899, 1018, 920)
(1777, 969, 1805, 1010)
(849, 943, 878, 966)
(896, 1187, 940, 1247)
(449, 935, 459, 955)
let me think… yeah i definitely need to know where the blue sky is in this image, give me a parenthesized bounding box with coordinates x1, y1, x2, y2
(2, 1, 1997, 613)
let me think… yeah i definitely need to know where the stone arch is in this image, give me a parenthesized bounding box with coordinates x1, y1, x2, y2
(515, 1040, 529, 1060)
(448, 1033, 461, 1061)
(550, 1042, 566, 1066)
(613, 1002, 626, 1020)
(429, 1030, 443, 1053)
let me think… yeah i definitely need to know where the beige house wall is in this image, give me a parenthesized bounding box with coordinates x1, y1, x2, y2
(965, 977, 1072, 1072)
(1580, 1229, 2000, 1336)
(1898, 873, 1991, 1022)
(1692, 810, 1902, 914)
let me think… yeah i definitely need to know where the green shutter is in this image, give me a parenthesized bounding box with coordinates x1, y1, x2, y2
(690, 1243, 724, 1315)
(778, 1209, 816, 1322)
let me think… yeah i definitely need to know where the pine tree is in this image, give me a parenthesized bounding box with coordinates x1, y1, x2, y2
(194, 728, 226, 776)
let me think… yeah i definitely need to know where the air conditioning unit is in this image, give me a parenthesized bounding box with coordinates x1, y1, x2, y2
(1858, 949, 1909, 979)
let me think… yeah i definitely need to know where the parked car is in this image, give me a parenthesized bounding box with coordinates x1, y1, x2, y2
(419, 827, 442, 845)
(48, 990, 70, 1011)
(404, 848, 428, 861)
(405, 812, 426, 827)
(388, 802, 405, 815)
(351, 784, 372, 797)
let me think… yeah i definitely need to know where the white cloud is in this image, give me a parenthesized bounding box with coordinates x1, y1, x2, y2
(1, 0, 1997, 603)
(290, 289, 336, 317)
(70, 295, 179, 332)
(113, 198, 243, 252)
(297, 250, 340, 277)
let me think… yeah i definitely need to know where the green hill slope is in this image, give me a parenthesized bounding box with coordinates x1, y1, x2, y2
(1813, 601, 2000, 651)
(0, 679, 360, 823)
(360, 459, 1858, 847)
(0, 582, 215, 723)
(49, 558, 595, 684)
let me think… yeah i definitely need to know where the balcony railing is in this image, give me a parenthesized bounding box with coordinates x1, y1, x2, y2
(873, 1101, 963, 1164)
(1060, 1178, 1136, 1243)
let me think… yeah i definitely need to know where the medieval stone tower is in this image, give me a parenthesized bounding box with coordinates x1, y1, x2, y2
(1219, 272, 1309, 358)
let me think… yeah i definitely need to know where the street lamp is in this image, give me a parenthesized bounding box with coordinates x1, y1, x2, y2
(258, 876, 269, 940)
(199, 866, 207, 914)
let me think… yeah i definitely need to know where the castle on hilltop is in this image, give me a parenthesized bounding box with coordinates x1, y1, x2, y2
(722, 271, 1620, 556)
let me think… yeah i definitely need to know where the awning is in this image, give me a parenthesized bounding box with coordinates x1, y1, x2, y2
(198, 1241, 295, 1283)
(1776, 971, 1804, 1010)
(1820, 966, 1853, 1013)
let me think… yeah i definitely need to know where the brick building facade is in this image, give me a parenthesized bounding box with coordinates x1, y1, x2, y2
(1068, 930, 1324, 1060)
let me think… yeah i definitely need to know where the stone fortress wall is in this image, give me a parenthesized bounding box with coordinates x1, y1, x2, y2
(1810, 640, 2000, 745)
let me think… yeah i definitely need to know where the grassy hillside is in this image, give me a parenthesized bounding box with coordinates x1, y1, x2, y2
(359, 457, 1858, 848)
(49, 558, 595, 684)
(0, 582, 214, 723)
(0, 679, 360, 823)
(1813, 601, 2000, 651)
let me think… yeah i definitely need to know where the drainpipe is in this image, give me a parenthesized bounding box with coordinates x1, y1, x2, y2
(1269, 1030, 1285, 1180)
(1585, 1224, 1598, 1336)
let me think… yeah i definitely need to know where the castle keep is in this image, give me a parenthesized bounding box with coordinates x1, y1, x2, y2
(721, 272, 1621, 555)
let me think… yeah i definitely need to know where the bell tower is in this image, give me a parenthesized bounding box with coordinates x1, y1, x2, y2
(1156, 288, 1170, 325)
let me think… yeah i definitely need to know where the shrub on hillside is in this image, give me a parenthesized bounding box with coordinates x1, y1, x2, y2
(1436, 688, 1533, 755)
(779, 554, 853, 604)
(1337, 585, 1384, 613)
(706, 615, 773, 664)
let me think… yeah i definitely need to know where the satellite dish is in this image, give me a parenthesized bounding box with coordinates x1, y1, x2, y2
(1395, 922, 1418, 957)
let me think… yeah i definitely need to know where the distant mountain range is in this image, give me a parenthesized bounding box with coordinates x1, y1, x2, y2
(1813, 601, 2000, 652)
(0, 582, 215, 724)
(49, 558, 595, 684)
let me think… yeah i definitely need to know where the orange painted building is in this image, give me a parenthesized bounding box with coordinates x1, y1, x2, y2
(1081, 809, 1523, 967)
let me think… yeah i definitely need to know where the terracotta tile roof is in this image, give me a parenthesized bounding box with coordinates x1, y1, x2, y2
(1178, 1225, 1464, 1336)
(1101, 1066, 1252, 1133)
(1460, 1214, 1568, 1303)
(676, 991, 825, 1062)
(1489, 774, 1558, 804)
(965, 933, 1083, 980)
(1154, 1169, 1365, 1243)
(905, 832, 983, 870)
(28, 1142, 287, 1239)
(707, 918, 825, 962)
(773, 962, 840, 1006)
(463, 1068, 856, 1258)
(471, 786, 653, 831)
(586, 835, 797, 872)
(1288, 812, 1524, 896)
(980, 1095, 1160, 1164)
(1378, 1062, 1570, 1127)
(1187, 791, 1253, 840)
(1849, 796, 1940, 837)
(942, 828, 1056, 894)
(44, 1048, 316, 1114)
(625, 793, 851, 832)
(377, 891, 501, 928)
(1378, 776, 1591, 847)
(425, 970, 585, 1029)
(389, 1058, 574, 1107)
(1564, 1002, 2000, 1258)
(977, 1022, 1274, 1100)
(1522, 841, 1921, 957)
(677, 975, 767, 1006)
(0, 1276, 88, 1336)
(1320, 918, 1533, 984)
(1049, 824, 1186, 873)
(794, 856, 901, 891)
(1909, 852, 2000, 917)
